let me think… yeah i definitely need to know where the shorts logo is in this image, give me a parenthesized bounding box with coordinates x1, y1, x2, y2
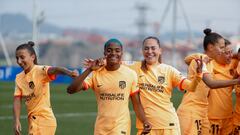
(119, 81, 126, 89)
(29, 81, 35, 89)
(121, 131, 126, 134)
(158, 76, 165, 84)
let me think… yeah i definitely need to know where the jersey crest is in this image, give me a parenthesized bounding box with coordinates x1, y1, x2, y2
(119, 81, 126, 89)
(158, 76, 165, 84)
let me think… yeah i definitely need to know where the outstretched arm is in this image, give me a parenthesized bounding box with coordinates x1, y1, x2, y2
(47, 67, 79, 78)
(131, 93, 151, 134)
(202, 73, 240, 89)
(67, 68, 92, 94)
(13, 97, 22, 135)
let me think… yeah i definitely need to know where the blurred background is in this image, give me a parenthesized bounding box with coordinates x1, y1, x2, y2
(0, 0, 240, 134)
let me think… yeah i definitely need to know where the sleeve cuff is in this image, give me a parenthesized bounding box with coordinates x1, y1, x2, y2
(82, 81, 89, 90)
(47, 67, 56, 81)
(178, 78, 187, 91)
(130, 89, 140, 96)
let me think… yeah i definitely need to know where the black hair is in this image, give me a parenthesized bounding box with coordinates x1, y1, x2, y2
(203, 28, 223, 51)
(224, 39, 231, 46)
(141, 36, 162, 72)
(16, 41, 38, 64)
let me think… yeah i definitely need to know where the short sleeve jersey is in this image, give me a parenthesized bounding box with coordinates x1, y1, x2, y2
(127, 61, 185, 129)
(83, 65, 139, 133)
(177, 54, 214, 118)
(208, 60, 234, 119)
(14, 65, 56, 126)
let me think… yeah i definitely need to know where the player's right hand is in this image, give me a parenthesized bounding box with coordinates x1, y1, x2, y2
(14, 120, 21, 135)
(83, 58, 94, 68)
(89, 57, 106, 71)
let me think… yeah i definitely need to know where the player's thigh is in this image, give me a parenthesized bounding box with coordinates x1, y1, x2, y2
(221, 118, 233, 135)
(28, 120, 56, 135)
(232, 125, 240, 135)
(178, 114, 203, 135)
(209, 119, 221, 135)
(137, 129, 180, 135)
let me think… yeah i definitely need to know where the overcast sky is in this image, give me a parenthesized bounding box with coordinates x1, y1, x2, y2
(1, 0, 240, 35)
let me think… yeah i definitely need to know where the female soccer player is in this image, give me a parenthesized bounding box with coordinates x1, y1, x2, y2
(84, 37, 204, 135)
(184, 39, 237, 135)
(67, 39, 151, 135)
(129, 36, 204, 135)
(13, 41, 78, 135)
(177, 29, 240, 135)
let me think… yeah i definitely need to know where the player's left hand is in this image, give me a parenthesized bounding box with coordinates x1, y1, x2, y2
(195, 56, 203, 74)
(141, 121, 152, 135)
(71, 69, 79, 78)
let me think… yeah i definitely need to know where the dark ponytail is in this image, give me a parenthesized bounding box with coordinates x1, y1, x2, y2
(16, 41, 38, 64)
(203, 28, 223, 51)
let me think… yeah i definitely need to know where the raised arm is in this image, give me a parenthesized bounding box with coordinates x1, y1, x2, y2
(180, 75, 202, 92)
(13, 97, 22, 135)
(180, 57, 203, 92)
(131, 93, 151, 134)
(67, 58, 105, 94)
(67, 68, 92, 94)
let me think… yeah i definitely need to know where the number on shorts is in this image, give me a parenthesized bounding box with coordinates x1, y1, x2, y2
(211, 124, 219, 135)
(195, 120, 202, 135)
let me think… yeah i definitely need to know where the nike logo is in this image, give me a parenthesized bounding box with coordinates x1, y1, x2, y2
(97, 85, 102, 87)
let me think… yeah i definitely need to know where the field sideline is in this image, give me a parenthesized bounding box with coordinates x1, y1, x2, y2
(0, 81, 184, 135)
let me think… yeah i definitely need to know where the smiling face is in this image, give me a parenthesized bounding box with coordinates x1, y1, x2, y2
(209, 38, 226, 60)
(104, 42, 123, 65)
(142, 38, 162, 65)
(16, 49, 35, 73)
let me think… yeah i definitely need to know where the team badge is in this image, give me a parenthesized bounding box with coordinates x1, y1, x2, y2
(119, 81, 126, 89)
(29, 81, 35, 89)
(158, 76, 165, 84)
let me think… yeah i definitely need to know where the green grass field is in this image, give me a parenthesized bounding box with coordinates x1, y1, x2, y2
(0, 81, 185, 135)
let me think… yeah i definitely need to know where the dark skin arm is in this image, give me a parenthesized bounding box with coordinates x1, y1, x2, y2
(67, 68, 92, 94)
(131, 93, 151, 135)
(67, 58, 105, 94)
(13, 97, 22, 135)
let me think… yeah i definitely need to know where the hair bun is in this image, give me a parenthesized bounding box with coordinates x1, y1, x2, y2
(27, 41, 35, 47)
(203, 28, 212, 36)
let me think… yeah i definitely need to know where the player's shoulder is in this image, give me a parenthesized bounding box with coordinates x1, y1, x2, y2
(159, 63, 174, 69)
(121, 65, 137, 74)
(16, 71, 25, 80)
(34, 65, 49, 71)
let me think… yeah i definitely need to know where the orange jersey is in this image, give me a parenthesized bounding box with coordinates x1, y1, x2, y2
(83, 65, 139, 134)
(208, 60, 234, 119)
(234, 85, 240, 126)
(126, 61, 186, 129)
(234, 60, 240, 126)
(14, 65, 56, 126)
(177, 54, 214, 118)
